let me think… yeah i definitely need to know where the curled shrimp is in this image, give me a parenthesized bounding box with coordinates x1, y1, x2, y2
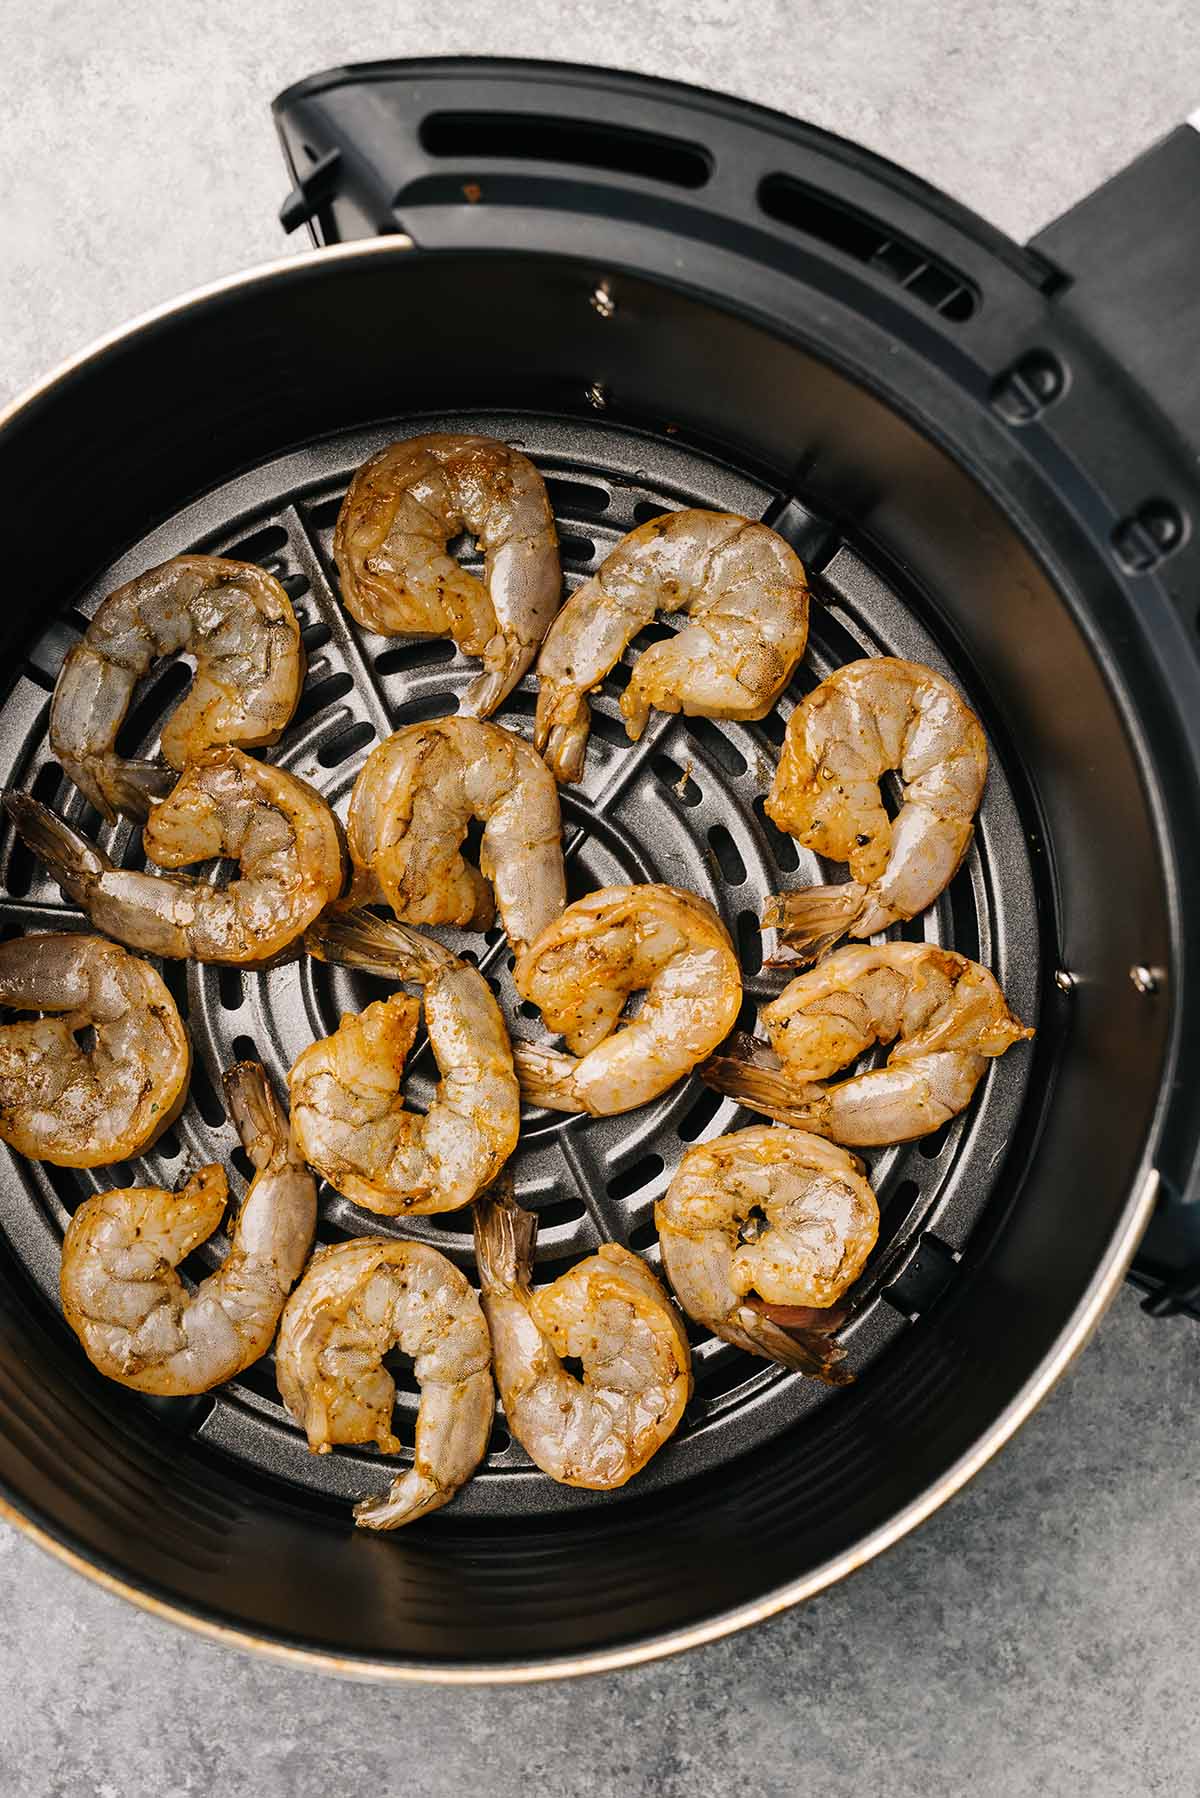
(704, 942, 1032, 1145)
(293, 908, 519, 1215)
(49, 555, 304, 823)
(656, 1126, 880, 1386)
(534, 510, 809, 782)
(275, 1237, 493, 1530)
(347, 716, 565, 956)
(512, 883, 742, 1115)
(763, 658, 988, 961)
(474, 1186, 690, 1489)
(5, 747, 345, 965)
(0, 933, 189, 1167)
(334, 434, 561, 717)
(59, 1062, 316, 1394)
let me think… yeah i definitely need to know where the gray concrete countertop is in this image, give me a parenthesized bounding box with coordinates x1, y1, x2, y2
(2, 4, 1198, 1793)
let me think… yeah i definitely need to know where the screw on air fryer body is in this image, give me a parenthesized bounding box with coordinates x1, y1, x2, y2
(590, 283, 616, 318)
(1130, 965, 1161, 994)
(1053, 969, 1076, 992)
(586, 381, 609, 410)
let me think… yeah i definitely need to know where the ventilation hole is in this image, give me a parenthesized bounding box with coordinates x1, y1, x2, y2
(537, 1194, 586, 1229)
(678, 1084, 723, 1142)
(889, 1178, 921, 1215)
(22, 663, 54, 693)
(753, 794, 799, 872)
(224, 524, 289, 564)
(488, 1419, 511, 1456)
(305, 495, 344, 532)
(291, 672, 353, 728)
(158, 957, 190, 1020)
(113, 660, 192, 760)
(918, 1121, 955, 1160)
(6, 763, 65, 896)
(607, 1152, 665, 1202)
(392, 692, 458, 725)
(518, 1000, 541, 1020)
(317, 721, 375, 769)
(483, 926, 504, 945)
(734, 992, 758, 1036)
(217, 967, 243, 1012)
(737, 911, 763, 975)
(375, 638, 458, 677)
(301, 621, 332, 653)
(628, 1215, 660, 1252)
(632, 500, 674, 526)
(758, 175, 978, 323)
(534, 1249, 588, 1283)
(436, 1208, 477, 1235)
(708, 824, 747, 886)
(155, 1127, 181, 1161)
(557, 533, 595, 565)
(230, 1034, 259, 1067)
(603, 661, 631, 693)
(651, 753, 701, 806)
(544, 478, 610, 515)
(230, 1146, 255, 1184)
(685, 716, 747, 776)
(695, 1349, 759, 1402)
(757, 707, 788, 748)
(189, 1058, 225, 1130)
(280, 572, 310, 600)
(631, 620, 675, 650)
(458, 947, 479, 965)
(418, 111, 712, 190)
(586, 708, 633, 747)
(43, 1160, 82, 1219)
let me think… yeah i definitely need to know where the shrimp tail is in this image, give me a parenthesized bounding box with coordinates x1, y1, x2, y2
(222, 1060, 288, 1170)
(2, 794, 114, 902)
(763, 882, 868, 964)
(305, 906, 457, 980)
(473, 1178, 537, 1292)
(511, 1040, 589, 1114)
(59, 757, 173, 826)
(459, 664, 515, 721)
(701, 1033, 827, 1129)
(737, 1300, 854, 1386)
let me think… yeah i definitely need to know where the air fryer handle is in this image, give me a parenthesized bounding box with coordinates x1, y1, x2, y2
(1028, 122, 1200, 455)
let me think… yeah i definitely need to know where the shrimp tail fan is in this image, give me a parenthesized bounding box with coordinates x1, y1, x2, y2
(222, 1060, 289, 1170)
(305, 905, 457, 979)
(762, 882, 867, 964)
(701, 1033, 827, 1129)
(53, 751, 172, 825)
(473, 1177, 537, 1293)
(742, 1297, 854, 1387)
(511, 1040, 590, 1114)
(2, 794, 114, 903)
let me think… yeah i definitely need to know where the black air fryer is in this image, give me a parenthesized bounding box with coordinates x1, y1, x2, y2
(0, 60, 1197, 1679)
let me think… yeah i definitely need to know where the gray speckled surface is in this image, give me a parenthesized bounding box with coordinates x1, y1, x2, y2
(2, 4, 1199, 1794)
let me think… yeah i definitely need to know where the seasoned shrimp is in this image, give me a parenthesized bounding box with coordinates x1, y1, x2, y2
(512, 883, 742, 1115)
(534, 510, 809, 781)
(59, 1062, 316, 1394)
(347, 717, 565, 956)
(764, 658, 988, 960)
(656, 1127, 880, 1385)
(5, 747, 344, 965)
(275, 1238, 493, 1530)
(50, 555, 304, 823)
(474, 1186, 690, 1488)
(334, 434, 561, 717)
(704, 942, 1032, 1145)
(294, 908, 519, 1215)
(0, 933, 189, 1167)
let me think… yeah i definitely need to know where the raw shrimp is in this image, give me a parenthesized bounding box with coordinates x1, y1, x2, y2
(0, 933, 189, 1167)
(275, 1237, 493, 1530)
(59, 1062, 316, 1393)
(294, 908, 519, 1215)
(49, 555, 304, 823)
(703, 942, 1032, 1145)
(346, 716, 565, 956)
(512, 883, 742, 1115)
(474, 1185, 690, 1488)
(5, 747, 345, 964)
(656, 1126, 880, 1385)
(764, 658, 987, 960)
(534, 510, 809, 781)
(334, 434, 561, 717)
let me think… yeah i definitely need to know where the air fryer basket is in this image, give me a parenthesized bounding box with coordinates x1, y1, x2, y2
(0, 62, 1197, 1678)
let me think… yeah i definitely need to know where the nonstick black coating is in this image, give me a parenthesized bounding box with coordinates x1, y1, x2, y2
(0, 243, 1172, 1674)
